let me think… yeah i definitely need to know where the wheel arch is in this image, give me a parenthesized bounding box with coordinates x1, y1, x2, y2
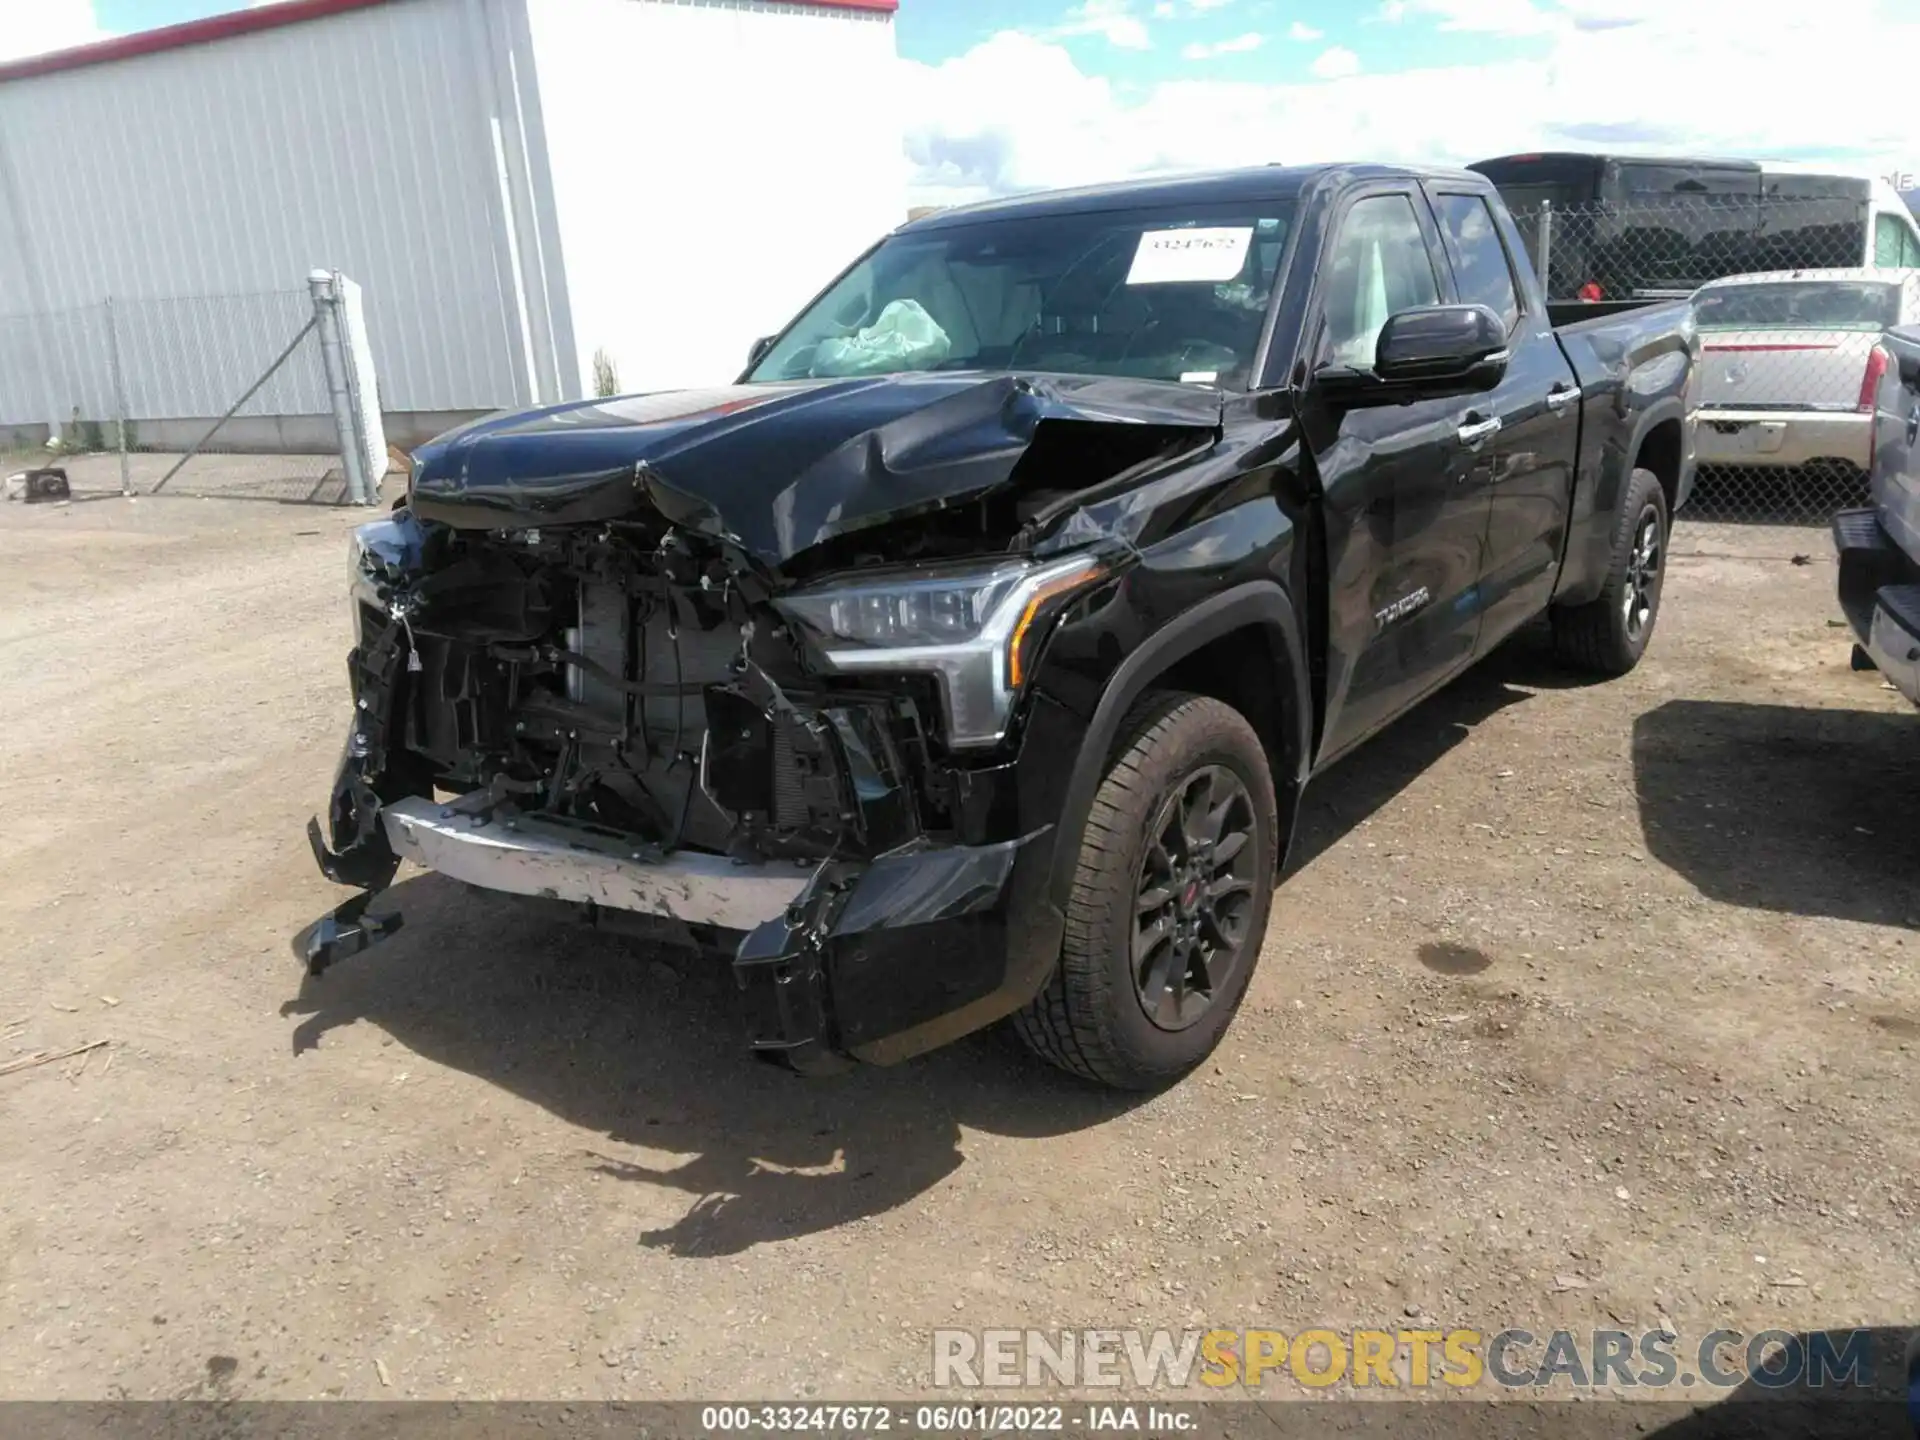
(1631, 407, 1687, 519)
(1047, 582, 1313, 916)
(1555, 395, 1689, 608)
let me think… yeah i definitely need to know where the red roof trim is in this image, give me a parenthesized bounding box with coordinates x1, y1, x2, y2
(0, 0, 896, 85)
(0, 0, 391, 83)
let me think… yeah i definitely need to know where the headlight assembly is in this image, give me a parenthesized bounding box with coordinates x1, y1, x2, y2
(347, 514, 427, 638)
(775, 552, 1112, 747)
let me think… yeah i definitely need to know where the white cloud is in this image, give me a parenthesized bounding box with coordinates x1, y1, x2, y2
(1150, 0, 1240, 18)
(1182, 31, 1265, 59)
(902, 1, 1920, 209)
(1310, 45, 1361, 77)
(1384, 0, 1556, 33)
(1053, 0, 1152, 49)
(1288, 20, 1325, 39)
(1381, 0, 1860, 37)
(0, 0, 109, 62)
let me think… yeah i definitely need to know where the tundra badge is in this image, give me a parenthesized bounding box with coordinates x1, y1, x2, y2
(1375, 586, 1431, 631)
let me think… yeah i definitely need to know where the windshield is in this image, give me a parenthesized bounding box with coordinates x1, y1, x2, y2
(1694, 280, 1900, 330)
(747, 202, 1296, 389)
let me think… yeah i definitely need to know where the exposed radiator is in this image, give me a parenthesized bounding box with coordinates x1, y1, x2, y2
(771, 720, 808, 830)
(564, 582, 630, 720)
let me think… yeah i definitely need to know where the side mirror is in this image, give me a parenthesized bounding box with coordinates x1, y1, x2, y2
(1319, 304, 1510, 406)
(747, 335, 776, 369)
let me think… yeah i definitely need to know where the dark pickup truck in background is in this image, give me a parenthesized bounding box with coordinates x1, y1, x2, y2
(1835, 325, 1920, 706)
(308, 163, 1700, 1091)
(1466, 150, 1920, 301)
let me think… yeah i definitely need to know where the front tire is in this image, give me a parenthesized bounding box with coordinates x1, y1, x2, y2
(1012, 693, 1277, 1090)
(1551, 466, 1669, 676)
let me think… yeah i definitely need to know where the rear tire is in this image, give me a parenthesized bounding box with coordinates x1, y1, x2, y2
(1012, 693, 1277, 1091)
(1552, 466, 1669, 676)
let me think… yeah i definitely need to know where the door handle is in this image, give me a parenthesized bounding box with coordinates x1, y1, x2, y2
(1457, 416, 1502, 448)
(1546, 386, 1577, 412)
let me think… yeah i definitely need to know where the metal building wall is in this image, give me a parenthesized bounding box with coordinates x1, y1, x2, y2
(526, 0, 905, 398)
(0, 0, 572, 429)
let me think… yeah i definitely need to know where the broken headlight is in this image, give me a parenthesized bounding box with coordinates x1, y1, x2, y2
(347, 515, 427, 639)
(775, 553, 1109, 748)
(348, 528, 379, 604)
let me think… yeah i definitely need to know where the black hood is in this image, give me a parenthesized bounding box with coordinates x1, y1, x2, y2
(407, 372, 1223, 567)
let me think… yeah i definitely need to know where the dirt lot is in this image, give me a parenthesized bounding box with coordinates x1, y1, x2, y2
(0, 494, 1915, 1404)
(7, 449, 354, 504)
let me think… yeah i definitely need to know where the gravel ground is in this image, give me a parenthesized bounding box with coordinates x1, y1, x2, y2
(0, 494, 1914, 1406)
(7, 449, 352, 503)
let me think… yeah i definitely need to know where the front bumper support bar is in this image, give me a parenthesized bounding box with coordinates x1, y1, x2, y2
(379, 795, 815, 932)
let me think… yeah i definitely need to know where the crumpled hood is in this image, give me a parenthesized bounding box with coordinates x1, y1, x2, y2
(407, 371, 1223, 566)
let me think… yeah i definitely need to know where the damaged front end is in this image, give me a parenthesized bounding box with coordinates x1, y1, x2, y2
(305, 372, 1219, 1070)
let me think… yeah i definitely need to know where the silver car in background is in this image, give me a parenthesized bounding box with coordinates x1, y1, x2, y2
(1693, 267, 1920, 475)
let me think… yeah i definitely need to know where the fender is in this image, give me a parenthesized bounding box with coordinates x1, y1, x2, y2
(1046, 580, 1314, 916)
(1630, 392, 1694, 514)
(1624, 394, 1687, 501)
(1554, 393, 1688, 607)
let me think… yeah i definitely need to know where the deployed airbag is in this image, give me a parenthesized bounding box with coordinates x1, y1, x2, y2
(813, 301, 952, 377)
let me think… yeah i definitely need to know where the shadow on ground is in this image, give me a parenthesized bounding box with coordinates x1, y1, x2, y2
(1635, 1325, 1918, 1440)
(1287, 620, 1575, 874)
(1634, 699, 1919, 930)
(282, 875, 1146, 1258)
(275, 624, 1639, 1261)
(1215, 1326, 1918, 1437)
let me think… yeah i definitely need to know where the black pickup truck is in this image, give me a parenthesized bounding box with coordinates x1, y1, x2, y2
(308, 163, 1699, 1090)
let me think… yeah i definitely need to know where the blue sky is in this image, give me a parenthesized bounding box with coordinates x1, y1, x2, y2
(34, 0, 1920, 206)
(889, 0, 1920, 204)
(896, 0, 1546, 77)
(96, 0, 1541, 76)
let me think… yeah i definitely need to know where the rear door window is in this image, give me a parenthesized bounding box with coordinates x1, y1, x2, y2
(1432, 192, 1522, 333)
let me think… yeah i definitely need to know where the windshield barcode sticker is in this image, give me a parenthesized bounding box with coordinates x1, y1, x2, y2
(1127, 227, 1254, 285)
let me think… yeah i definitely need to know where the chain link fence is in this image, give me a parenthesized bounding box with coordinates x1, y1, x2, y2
(1511, 194, 1920, 525)
(1, 278, 385, 505)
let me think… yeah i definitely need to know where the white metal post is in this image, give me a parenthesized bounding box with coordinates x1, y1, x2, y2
(309, 270, 373, 505)
(333, 273, 387, 505)
(1538, 200, 1555, 299)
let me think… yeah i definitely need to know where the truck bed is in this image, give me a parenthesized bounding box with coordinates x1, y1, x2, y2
(1552, 298, 1696, 395)
(1548, 297, 1694, 333)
